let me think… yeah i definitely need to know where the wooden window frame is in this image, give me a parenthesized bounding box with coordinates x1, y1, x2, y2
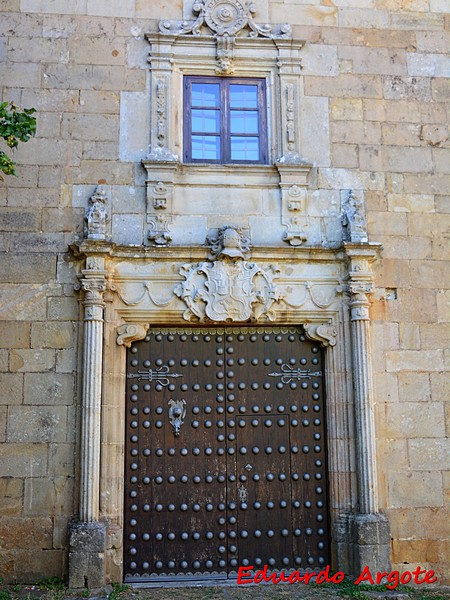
(183, 75, 268, 165)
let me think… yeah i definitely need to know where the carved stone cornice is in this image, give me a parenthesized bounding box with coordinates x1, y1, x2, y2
(116, 323, 150, 348)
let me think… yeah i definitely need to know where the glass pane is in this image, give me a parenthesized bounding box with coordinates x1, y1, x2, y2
(192, 109, 220, 134)
(191, 83, 220, 107)
(230, 84, 258, 108)
(192, 135, 220, 160)
(230, 136, 259, 161)
(230, 110, 258, 134)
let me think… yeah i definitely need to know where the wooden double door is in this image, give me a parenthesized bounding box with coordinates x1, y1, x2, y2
(124, 328, 329, 582)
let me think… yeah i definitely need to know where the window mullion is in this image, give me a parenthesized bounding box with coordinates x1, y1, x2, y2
(222, 79, 230, 164)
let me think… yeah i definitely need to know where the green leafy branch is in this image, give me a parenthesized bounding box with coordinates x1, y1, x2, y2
(0, 101, 36, 180)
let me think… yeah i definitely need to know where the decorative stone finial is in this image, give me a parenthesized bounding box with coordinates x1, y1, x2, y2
(342, 191, 368, 243)
(86, 186, 108, 240)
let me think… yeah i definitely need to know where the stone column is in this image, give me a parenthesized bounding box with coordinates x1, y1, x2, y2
(69, 257, 107, 589)
(349, 281, 378, 515)
(345, 244, 391, 575)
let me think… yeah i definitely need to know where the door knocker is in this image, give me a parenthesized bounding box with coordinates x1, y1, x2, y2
(168, 398, 186, 437)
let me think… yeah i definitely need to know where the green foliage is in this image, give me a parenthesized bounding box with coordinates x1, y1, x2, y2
(0, 101, 36, 180)
(0, 590, 11, 600)
(109, 583, 130, 600)
(36, 577, 65, 591)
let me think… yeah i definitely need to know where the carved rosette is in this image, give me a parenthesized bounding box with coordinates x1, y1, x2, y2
(175, 259, 281, 323)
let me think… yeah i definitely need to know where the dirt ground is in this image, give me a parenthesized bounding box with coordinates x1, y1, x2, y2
(2, 580, 450, 600)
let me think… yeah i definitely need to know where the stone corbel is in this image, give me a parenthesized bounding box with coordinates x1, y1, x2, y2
(116, 323, 150, 348)
(303, 323, 338, 347)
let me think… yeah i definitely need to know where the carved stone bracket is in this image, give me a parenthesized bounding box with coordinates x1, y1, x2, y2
(147, 214, 172, 246)
(159, 0, 290, 74)
(282, 217, 308, 247)
(116, 323, 150, 348)
(303, 323, 338, 347)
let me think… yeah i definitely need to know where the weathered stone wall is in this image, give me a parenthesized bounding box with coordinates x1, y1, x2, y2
(0, 0, 448, 585)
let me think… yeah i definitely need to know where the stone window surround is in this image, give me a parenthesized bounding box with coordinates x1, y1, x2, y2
(145, 33, 305, 167)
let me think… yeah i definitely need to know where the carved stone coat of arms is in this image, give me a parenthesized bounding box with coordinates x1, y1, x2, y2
(175, 258, 280, 322)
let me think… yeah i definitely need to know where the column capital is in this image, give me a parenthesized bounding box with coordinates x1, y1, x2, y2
(343, 242, 381, 322)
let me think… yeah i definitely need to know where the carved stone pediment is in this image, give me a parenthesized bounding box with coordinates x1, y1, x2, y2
(159, 0, 290, 74)
(175, 258, 281, 322)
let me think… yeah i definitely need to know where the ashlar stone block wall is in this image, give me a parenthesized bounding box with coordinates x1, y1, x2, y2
(0, 0, 449, 584)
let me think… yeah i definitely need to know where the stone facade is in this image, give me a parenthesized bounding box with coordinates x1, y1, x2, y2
(0, 0, 449, 586)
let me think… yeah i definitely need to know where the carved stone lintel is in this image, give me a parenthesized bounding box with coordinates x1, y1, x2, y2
(86, 186, 108, 240)
(116, 323, 150, 348)
(304, 323, 338, 347)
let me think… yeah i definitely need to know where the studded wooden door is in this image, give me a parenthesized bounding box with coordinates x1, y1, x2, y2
(124, 328, 329, 582)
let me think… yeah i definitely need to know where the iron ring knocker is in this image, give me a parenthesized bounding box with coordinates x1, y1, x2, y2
(168, 398, 187, 437)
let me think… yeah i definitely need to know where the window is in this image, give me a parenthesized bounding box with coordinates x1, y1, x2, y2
(184, 76, 268, 164)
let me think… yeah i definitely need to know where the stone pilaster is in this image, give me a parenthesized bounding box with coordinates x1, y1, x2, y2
(344, 243, 391, 575)
(69, 256, 108, 588)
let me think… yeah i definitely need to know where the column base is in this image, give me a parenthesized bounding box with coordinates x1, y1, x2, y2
(350, 513, 391, 575)
(333, 513, 391, 577)
(68, 521, 107, 588)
